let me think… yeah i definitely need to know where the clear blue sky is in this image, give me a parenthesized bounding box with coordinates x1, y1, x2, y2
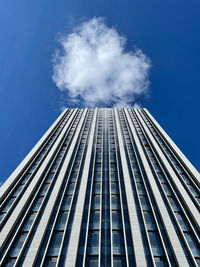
(0, 0, 199, 183)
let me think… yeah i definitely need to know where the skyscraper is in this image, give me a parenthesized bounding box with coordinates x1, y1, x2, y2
(0, 108, 199, 267)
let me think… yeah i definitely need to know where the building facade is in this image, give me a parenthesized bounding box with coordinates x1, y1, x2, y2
(0, 108, 199, 267)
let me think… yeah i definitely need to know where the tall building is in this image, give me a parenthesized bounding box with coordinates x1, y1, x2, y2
(0, 108, 199, 267)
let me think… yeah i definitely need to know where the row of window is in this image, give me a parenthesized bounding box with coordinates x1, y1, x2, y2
(0, 109, 72, 224)
(1, 110, 84, 266)
(119, 110, 169, 267)
(129, 110, 200, 265)
(41, 110, 94, 266)
(140, 110, 200, 206)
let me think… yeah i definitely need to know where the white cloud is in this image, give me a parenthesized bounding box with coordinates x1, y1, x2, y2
(53, 17, 151, 107)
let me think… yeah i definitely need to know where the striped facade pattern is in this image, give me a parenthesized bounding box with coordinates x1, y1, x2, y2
(0, 108, 199, 267)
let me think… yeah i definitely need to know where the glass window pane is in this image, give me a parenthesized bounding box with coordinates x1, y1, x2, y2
(4, 258, 16, 266)
(175, 213, 189, 231)
(157, 173, 166, 183)
(137, 183, 146, 195)
(46, 173, 54, 183)
(22, 213, 36, 231)
(112, 231, 125, 254)
(112, 211, 122, 229)
(94, 172, 101, 182)
(184, 232, 200, 257)
(93, 183, 101, 194)
(32, 197, 43, 211)
(134, 172, 142, 182)
(40, 184, 49, 196)
(140, 196, 150, 210)
(21, 173, 31, 184)
(87, 231, 99, 254)
(10, 232, 27, 257)
(92, 195, 100, 210)
(111, 183, 119, 194)
(61, 196, 72, 211)
(2, 198, 15, 212)
(13, 185, 23, 197)
(162, 184, 172, 196)
(90, 211, 100, 229)
(144, 211, 156, 230)
(110, 172, 117, 182)
(111, 195, 120, 210)
(44, 257, 57, 267)
(154, 257, 167, 267)
(148, 232, 164, 256)
(66, 183, 75, 195)
(48, 232, 64, 256)
(168, 197, 180, 211)
(113, 256, 126, 267)
(86, 256, 98, 267)
(55, 212, 68, 230)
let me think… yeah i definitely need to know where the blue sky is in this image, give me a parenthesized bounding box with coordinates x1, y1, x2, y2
(0, 0, 199, 183)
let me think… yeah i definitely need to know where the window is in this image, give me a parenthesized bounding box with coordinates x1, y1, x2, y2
(93, 183, 101, 194)
(70, 172, 77, 182)
(10, 232, 28, 257)
(168, 197, 180, 211)
(143, 211, 156, 230)
(175, 213, 189, 231)
(94, 172, 101, 182)
(66, 183, 75, 195)
(134, 172, 142, 182)
(113, 256, 126, 267)
(39, 184, 49, 196)
(90, 211, 100, 229)
(29, 164, 37, 173)
(174, 164, 183, 172)
(55, 212, 68, 230)
(2, 197, 15, 212)
(32, 197, 43, 211)
(46, 173, 54, 183)
(5, 258, 16, 266)
(162, 184, 172, 196)
(95, 163, 101, 172)
(112, 211, 122, 229)
(13, 185, 23, 197)
(22, 213, 36, 231)
(154, 257, 167, 267)
(44, 257, 57, 267)
(111, 183, 119, 194)
(180, 173, 190, 184)
(92, 195, 100, 210)
(61, 196, 72, 211)
(72, 164, 79, 172)
(111, 195, 120, 210)
(188, 185, 199, 197)
(55, 157, 62, 164)
(86, 256, 98, 267)
(0, 213, 5, 222)
(184, 233, 200, 257)
(148, 232, 164, 256)
(51, 164, 59, 172)
(87, 231, 99, 254)
(110, 163, 117, 172)
(112, 231, 125, 254)
(21, 173, 31, 184)
(48, 231, 64, 256)
(137, 183, 146, 195)
(153, 163, 161, 172)
(132, 164, 139, 171)
(110, 172, 117, 182)
(140, 196, 150, 210)
(157, 173, 166, 183)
